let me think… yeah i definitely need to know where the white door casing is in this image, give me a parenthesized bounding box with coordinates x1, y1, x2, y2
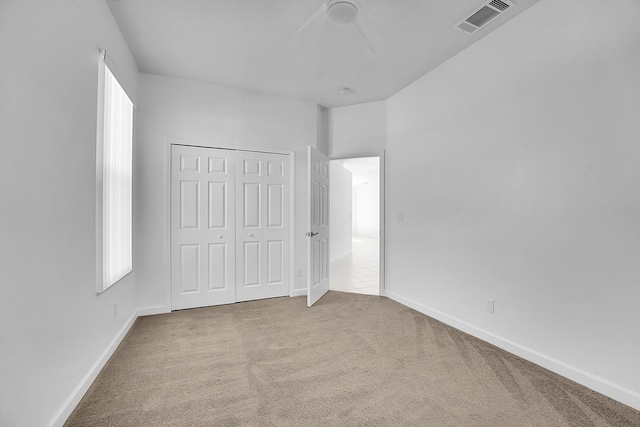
(307, 146, 330, 307)
(171, 145, 290, 310)
(171, 145, 236, 310)
(235, 151, 290, 302)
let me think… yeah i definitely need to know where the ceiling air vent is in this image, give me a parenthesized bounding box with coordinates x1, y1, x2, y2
(455, 0, 514, 34)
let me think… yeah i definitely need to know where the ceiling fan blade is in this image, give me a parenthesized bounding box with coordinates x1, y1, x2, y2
(287, 3, 328, 49)
(352, 0, 377, 52)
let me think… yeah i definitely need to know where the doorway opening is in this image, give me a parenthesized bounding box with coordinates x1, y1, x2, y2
(329, 156, 381, 295)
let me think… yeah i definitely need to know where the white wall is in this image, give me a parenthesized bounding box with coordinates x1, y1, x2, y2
(353, 181, 379, 238)
(135, 73, 319, 309)
(330, 162, 353, 260)
(0, 1, 139, 426)
(386, 0, 640, 409)
(328, 100, 387, 159)
(317, 106, 330, 156)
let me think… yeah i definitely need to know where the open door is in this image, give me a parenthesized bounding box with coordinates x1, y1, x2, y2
(307, 146, 330, 307)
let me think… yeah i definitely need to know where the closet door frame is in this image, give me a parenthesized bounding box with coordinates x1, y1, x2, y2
(167, 141, 296, 310)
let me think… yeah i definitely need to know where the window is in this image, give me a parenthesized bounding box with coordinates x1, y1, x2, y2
(96, 50, 134, 293)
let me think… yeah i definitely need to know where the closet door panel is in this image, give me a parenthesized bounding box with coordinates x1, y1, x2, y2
(263, 153, 289, 292)
(171, 145, 235, 309)
(236, 151, 290, 302)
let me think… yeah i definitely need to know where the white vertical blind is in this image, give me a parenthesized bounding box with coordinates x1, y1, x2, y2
(99, 59, 133, 291)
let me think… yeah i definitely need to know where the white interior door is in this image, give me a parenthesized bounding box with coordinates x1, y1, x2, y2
(235, 151, 290, 302)
(171, 145, 236, 310)
(307, 146, 330, 307)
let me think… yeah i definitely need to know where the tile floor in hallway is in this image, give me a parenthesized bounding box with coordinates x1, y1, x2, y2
(330, 236, 379, 295)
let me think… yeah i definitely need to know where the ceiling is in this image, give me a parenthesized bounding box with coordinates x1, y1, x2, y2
(106, 0, 542, 108)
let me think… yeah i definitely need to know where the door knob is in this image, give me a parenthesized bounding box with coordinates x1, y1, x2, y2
(218, 235, 223, 239)
(305, 231, 319, 237)
(248, 233, 254, 237)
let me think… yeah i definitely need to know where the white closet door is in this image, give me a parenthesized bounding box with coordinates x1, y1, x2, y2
(235, 151, 290, 302)
(171, 145, 236, 310)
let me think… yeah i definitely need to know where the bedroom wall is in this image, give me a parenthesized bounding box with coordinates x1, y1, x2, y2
(135, 73, 319, 310)
(317, 106, 330, 156)
(330, 162, 353, 260)
(328, 100, 387, 159)
(385, 0, 640, 409)
(0, 1, 139, 426)
(353, 177, 380, 238)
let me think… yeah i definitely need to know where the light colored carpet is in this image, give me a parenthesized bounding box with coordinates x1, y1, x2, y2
(65, 291, 640, 426)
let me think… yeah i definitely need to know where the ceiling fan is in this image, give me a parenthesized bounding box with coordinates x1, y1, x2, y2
(287, 0, 377, 52)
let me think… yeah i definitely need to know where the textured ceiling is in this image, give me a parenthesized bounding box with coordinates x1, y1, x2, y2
(106, 0, 542, 108)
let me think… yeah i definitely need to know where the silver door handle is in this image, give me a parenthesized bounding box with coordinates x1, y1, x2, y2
(306, 231, 318, 237)
(248, 233, 254, 237)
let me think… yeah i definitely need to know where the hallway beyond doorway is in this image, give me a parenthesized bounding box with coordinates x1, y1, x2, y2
(330, 236, 379, 295)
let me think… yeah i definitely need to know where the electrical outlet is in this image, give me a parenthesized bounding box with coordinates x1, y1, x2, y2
(296, 268, 303, 277)
(486, 298, 494, 313)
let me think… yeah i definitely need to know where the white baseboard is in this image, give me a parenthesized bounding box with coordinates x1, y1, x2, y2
(330, 250, 352, 264)
(46, 309, 139, 427)
(291, 288, 307, 297)
(385, 290, 640, 411)
(137, 305, 170, 317)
